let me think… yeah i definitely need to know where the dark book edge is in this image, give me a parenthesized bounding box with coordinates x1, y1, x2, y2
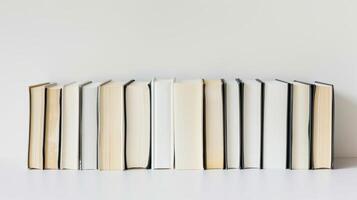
(202, 79, 207, 169)
(42, 87, 48, 169)
(57, 88, 62, 170)
(287, 83, 293, 169)
(146, 82, 152, 169)
(257, 79, 265, 169)
(309, 85, 315, 170)
(239, 80, 245, 169)
(221, 79, 227, 169)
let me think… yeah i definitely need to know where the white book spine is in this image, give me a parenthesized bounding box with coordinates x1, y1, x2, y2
(243, 80, 262, 168)
(152, 79, 174, 169)
(61, 85, 80, 169)
(263, 81, 288, 169)
(292, 83, 311, 170)
(226, 80, 241, 169)
(81, 86, 99, 170)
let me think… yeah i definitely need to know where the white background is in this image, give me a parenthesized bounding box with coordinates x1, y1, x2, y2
(0, 0, 356, 166)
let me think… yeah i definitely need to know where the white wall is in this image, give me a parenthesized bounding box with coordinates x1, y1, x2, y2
(0, 0, 356, 165)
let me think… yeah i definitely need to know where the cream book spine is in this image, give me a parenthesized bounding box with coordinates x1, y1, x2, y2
(98, 81, 129, 170)
(44, 85, 62, 169)
(174, 80, 204, 170)
(204, 79, 225, 169)
(125, 81, 151, 169)
(28, 83, 51, 169)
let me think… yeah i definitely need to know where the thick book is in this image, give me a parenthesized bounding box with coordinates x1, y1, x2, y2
(98, 81, 132, 170)
(44, 84, 62, 169)
(151, 78, 174, 169)
(263, 80, 291, 169)
(125, 81, 151, 169)
(81, 81, 108, 170)
(242, 79, 264, 169)
(291, 81, 313, 170)
(28, 83, 51, 169)
(312, 82, 334, 169)
(225, 79, 242, 169)
(174, 80, 204, 170)
(61, 82, 90, 169)
(204, 79, 225, 169)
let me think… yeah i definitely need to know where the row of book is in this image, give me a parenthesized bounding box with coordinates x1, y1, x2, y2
(28, 79, 334, 170)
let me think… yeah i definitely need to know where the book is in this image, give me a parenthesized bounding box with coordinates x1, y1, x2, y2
(242, 80, 264, 169)
(125, 81, 151, 169)
(81, 81, 108, 170)
(291, 81, 313, 170)
(44, 84, 62, 169)
(263, 80, 291, 169)
(98, 81, 132, 170)
(28, 83, 51, 169)
(204, 79, 225, 169)
(312, 82, 334, 169)
(151, 78, 174, 169)
(225, 79, 242, 169)
(174, 80, 204, 170)
(61, 81, 90, 169)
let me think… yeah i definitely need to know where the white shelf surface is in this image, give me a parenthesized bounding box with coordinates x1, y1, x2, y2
(2, 158, 357, 200)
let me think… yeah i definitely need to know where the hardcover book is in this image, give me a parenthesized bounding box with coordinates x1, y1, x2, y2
(242, 79, 264, 169)
(263, 80, 291, 169)
(204, 79, 225, 169)
(225, 79, 243, 169)
(28, 83, 51, 169)
(151, 79, 174, 169)
(291, 81, 313, 170)
(98, 81, 132, 170)
(61, 81, 91, 170)
(125, 81, 151, 169)
(44, 84, 62, 169)
(174, 80, 204, 170)
(312, 82, 334, 169)
(81, 81, 108, 170)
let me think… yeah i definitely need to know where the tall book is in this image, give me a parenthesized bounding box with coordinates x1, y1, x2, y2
(174, 80, 204, 170)
(291, 81, 313, 170)
(312, 82, 334, 169)
(151, 79, 174, 169)
(61, 81, 91, 169)
(242, 79, 264, 169)
(98, 81, 131, 170)
(28, 83, 51, 169)
(125, 81, 151, 169)
(81, 81, 107, 170)
(225, 79, 242, 169)
(204, 79, 225, 169)
(44, 84, 62, 169)
(263, 80, 291, 169)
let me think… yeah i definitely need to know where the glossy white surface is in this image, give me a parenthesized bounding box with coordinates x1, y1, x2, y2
(2, 158, 357, 200)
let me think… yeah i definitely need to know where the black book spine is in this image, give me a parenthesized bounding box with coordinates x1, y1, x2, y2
(287, 83, 293, 169)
